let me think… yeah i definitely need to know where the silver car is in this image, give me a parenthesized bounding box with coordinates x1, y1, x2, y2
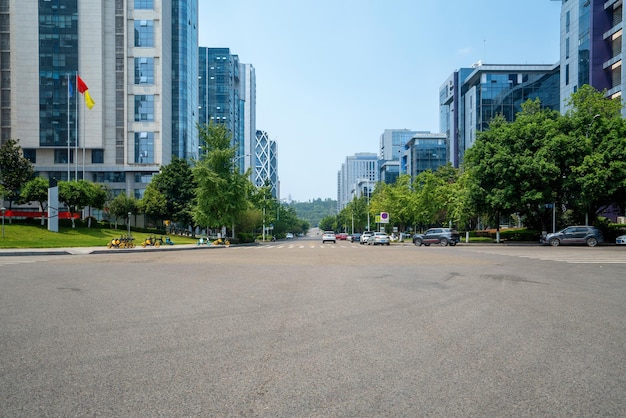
(616, 235, 626, 245)
(368, 232, 390, 246)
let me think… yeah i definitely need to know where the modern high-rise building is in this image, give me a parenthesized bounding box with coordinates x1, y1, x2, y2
(378, 129, 421, 184)
(337, 153, 379, 211)
(2, 0, 198, 199)
(198, 48, 241, 153)
(254, 130, 279, 199)
(402, 133, 448, 179)
(558, 0, 625, 115)
(198, 48, 257, 175)
(239, 63, 256, 175)
(440, 63, 560, 166)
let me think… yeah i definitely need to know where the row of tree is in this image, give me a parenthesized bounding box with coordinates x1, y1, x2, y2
(321, 86, 626, 234)
(0, 123, 310, 240)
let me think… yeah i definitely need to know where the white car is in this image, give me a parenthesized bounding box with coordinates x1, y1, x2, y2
(285, 233, 294, 239)
(360, 231, 373, 245)
(368, 232, 391, 246)
(321, 231, 336, 244)
(617, 235, 626, 245)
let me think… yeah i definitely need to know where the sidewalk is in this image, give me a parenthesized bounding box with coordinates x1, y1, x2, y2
(0, 243, 224, 257)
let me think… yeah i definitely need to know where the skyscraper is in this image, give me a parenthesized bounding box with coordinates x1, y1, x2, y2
(254, 130, 279, 199)
(337, 153, 379, 211)
(3, 0, 199, 199)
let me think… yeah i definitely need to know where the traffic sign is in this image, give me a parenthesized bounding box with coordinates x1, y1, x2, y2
(380, 212, 389, 223)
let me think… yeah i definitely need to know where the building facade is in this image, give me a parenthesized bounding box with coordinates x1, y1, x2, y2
(254, 130, 279, 199)
(559, 0, 625, 115)
(378, 129, 421, 184)
(440, 63, 560, 166)
(239, 63, 256, 175)
(198, 48, 241, 154)
(337, 153, 379, 211)
(198, 48, 257, 176)
(2, 0, 198, 199)
(402, 133, 448, 179)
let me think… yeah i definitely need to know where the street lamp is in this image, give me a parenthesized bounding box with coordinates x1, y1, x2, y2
(584, 114, 601, 225)
(1, 207, 5, 238)
(127, 211, 131, 236)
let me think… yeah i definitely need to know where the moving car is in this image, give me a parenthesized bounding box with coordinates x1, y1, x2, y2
(412, 228, 460, 246)
(540, 226, 603, 247)
(367, 232, 390, 246)
(336, 232, 348, 240)
(360, 231, 373, 245)
(285, 233, 294, 239)
(616, 234, 626, 245)
(321, 231, 336, 244)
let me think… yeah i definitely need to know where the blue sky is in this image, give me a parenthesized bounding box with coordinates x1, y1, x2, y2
(199, 0, 561, 202)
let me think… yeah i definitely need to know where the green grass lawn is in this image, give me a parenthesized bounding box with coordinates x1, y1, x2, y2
(0, 223, 198, 249)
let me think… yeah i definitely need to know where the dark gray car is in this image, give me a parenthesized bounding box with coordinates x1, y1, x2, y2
(413, 228, 461, 246)
(540, 226, 603, 247)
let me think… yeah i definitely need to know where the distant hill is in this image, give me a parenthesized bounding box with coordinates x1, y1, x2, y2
(288, 198, 337, 227)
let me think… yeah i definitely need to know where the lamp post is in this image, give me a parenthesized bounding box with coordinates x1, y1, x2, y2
(127, 212, 131, 236)
(584, 114, 601, 225)
(1, 207, 5, 238)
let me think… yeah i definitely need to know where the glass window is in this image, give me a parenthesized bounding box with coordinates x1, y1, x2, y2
(134, 132, 154, 164)
(134, 20, 154, 47)
(134, 95, 154, 121)
(134, 57, 154, 84)
(92, 149, 104, 164)
(54, 149, 73, 164)
(23, 149, 36, 163)
(134, 0, 153, 9)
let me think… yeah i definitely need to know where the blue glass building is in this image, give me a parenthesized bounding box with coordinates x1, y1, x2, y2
(440, 63, 560, 165)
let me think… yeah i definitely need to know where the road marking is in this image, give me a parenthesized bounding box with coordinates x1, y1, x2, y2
(468, 248, 626, 264)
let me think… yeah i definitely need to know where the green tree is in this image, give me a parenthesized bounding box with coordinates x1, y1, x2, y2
(565, 85, 626, 223)
(149, 156, 196, 228)
(0, 139, 34, 214)
(58, 180, 93, 228)
(318, 215, 336, 232)
(140, 185, 168, 226)
(20, 177, 50, 225)
(86, 183, 108, 227)
(108, 193, 139, 230)
(464, 100, 563, 231)
(193, 123, 251, 237)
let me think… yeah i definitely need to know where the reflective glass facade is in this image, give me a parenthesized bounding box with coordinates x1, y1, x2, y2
(198, 47, 242, 155)
(38, 0, 78, 147)
(441, 64, 560, 165)
(171, 0, 199, 160)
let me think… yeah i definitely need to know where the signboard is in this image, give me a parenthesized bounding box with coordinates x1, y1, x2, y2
(380, 212, 389, 224)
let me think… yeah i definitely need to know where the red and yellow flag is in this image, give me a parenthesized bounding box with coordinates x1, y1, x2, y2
(76, 75, 95, 110)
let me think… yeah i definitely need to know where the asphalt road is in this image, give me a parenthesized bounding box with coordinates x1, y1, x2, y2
(1, 241, 625, 417)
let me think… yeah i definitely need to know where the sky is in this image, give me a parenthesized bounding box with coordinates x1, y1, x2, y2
(199, 0, 562, 202)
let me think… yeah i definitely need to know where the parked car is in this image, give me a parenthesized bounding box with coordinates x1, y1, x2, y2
(368, 232, 390, 246)
(617, 234, 626, 245)
(348, 233, 361, 243)
(285, 233, 294, 239)
(321, 231, 336, 244)
(413, 228, 460, 247)
(540, 226, 603, 247)
(360, 231, 374, 245)
(336, 232, 348, 240)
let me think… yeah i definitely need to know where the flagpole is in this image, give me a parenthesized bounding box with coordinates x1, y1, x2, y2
(67, 73, 70, 180)
(75, 72, 79, 181)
